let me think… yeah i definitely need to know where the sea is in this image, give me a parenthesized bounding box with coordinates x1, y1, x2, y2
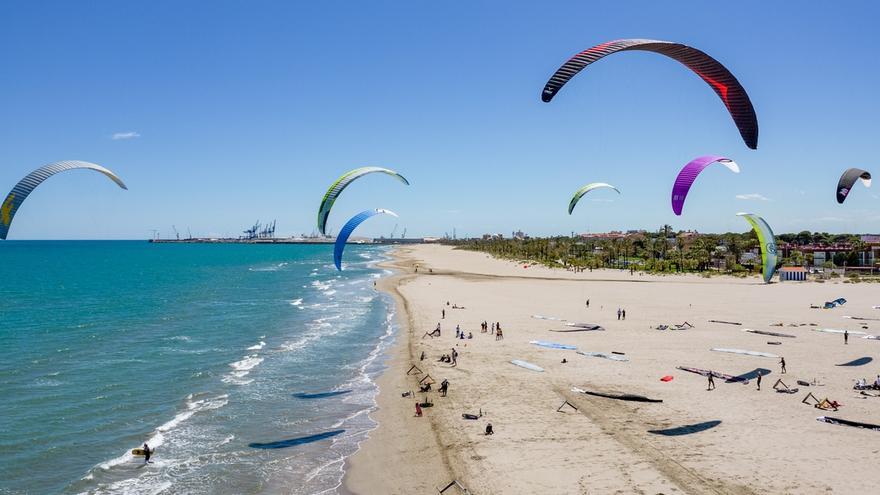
(0, 241, 396, 495)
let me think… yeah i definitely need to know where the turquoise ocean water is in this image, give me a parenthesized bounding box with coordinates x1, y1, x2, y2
(0, 241, 395, 494)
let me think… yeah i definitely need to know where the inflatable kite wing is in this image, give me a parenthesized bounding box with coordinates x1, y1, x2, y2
(836, 168, 871, 204)
(334, 209, 399, 271)
(318, 167, 409, 235)
(1, 161, 128, 240)
(671, 156, 739, 215)
(737, 212, 778, 283)
(568, 183, 620, 214)
(542, 39, 759, 149)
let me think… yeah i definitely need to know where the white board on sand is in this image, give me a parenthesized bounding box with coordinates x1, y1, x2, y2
(531, 315, 567, 321)
(711, 348, 779, 358)
(813, 328, 867, 336)
(577, 351, 629, 362)
(510, 360, 544, 372)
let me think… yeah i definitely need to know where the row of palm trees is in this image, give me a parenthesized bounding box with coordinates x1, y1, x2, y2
(449, 227, 867, 276)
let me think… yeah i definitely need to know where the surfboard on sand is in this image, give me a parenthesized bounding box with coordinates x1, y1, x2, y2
(510, 360, 544, 372)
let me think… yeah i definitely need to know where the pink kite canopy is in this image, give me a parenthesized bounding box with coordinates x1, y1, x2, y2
(671, 155, 740, 216)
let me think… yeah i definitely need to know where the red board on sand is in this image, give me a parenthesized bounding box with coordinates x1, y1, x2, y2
(660, 375, 674, 382)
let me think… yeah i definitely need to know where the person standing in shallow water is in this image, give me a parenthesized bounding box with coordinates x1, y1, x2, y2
(143, 443, 151, 464)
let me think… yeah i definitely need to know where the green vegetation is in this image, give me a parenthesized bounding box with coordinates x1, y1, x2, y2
(447, 227, 871, 278)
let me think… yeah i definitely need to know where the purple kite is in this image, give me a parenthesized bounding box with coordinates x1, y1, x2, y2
(671, 155, 740, 216)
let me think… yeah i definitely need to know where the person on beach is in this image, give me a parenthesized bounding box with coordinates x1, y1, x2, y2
(440, 379, 449, 397)
(495, 328, 503, 340)
(707, 373, 715, 391)
(779, 357, 787, 374)
(455, 327, 460, 339)
(586, 299, 590, 308)
(491, 322, 495, 334)
(485, 423, 494, 435)
(561, 358, 567, 364)
(617, 308, 621, 320)
(415, 402, 422, 417)
(844, 329, 848, 344)
(143, 443, 151, 464)
(420, 351, 426, 361)
(622, 309, 626, 320)
(468, 332, 473, 339)
(452, 348, 458, 366)
(442, 309, 445, 319)
(756, 371, 762, 391)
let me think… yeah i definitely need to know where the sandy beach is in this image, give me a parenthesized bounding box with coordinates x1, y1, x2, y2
(344, 244, 880, 495)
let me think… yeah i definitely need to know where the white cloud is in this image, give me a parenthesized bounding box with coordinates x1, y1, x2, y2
(112, 131, 140, 140)
(735, 193, 770, 201)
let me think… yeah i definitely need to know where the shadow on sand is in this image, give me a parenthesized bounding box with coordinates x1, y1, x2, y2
(836, 357, 873, 367)
(648, 420, 721, 436)
(732, 368, 772, 382)
(292, 390, 352, 399)
(249, 429, 345, 449)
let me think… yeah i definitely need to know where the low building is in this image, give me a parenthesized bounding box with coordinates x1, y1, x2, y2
(778, 266, 808, 282)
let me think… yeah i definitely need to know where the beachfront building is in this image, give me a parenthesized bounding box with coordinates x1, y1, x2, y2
(778, 237, 879, 272)
(778, 266, 808, 282)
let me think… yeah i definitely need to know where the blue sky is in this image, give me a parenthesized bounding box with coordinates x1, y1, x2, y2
(1, 1, 878, 239)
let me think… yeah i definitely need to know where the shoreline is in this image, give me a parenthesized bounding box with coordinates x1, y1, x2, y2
(343, 244, 880, 495)
(341, 246, 453, 494)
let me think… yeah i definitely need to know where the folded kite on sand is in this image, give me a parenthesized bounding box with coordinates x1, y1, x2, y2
(743, 329, 796, 338)
(677, 366, 749, 384)
(816, 416, 880, 431)
(571, 387, 662, 403)
(510, 360, 544, 372)
(711, 348, 779, 358)
(551, 324, 604, 332)
(577, 351, 629, 362)
(565, 323, 605, 329)
(530, 340, 577, 350)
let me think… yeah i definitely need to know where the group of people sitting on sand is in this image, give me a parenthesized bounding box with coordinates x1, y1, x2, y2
(455, 326, 473, 340)
(854, 376, 880, 390)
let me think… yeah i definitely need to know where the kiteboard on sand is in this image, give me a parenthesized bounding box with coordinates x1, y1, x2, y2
(510, 360, 544, 372)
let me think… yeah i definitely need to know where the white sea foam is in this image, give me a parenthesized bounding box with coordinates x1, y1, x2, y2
(290, 298, 303, 306)
(92, 394, 228, 473)
(247, 341, 266, 351)
(229, 355, 263, 372)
